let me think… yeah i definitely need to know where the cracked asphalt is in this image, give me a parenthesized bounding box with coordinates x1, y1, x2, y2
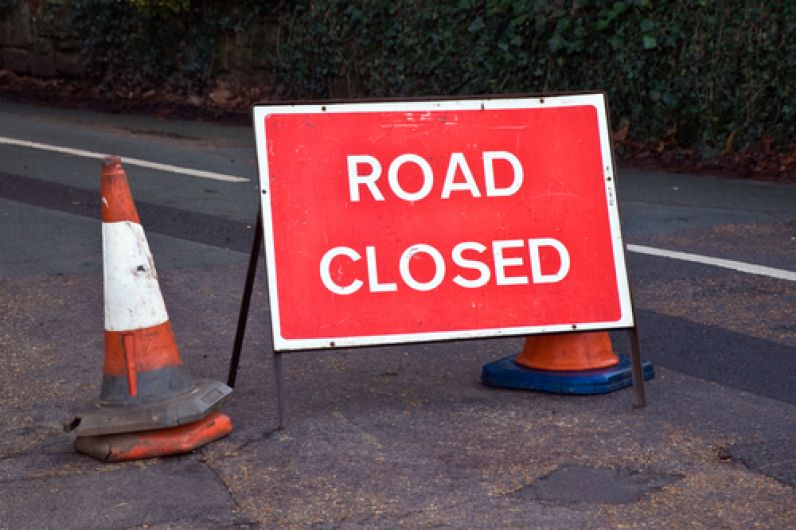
(0, 101, 794, 528)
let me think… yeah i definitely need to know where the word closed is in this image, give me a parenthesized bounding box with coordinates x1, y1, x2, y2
(320, 238, 570, 295)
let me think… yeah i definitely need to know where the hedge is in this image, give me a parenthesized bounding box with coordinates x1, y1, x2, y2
(64, 0, 796, 160)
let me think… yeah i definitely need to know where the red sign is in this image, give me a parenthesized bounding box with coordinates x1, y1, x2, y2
(253, 95, 633, 350)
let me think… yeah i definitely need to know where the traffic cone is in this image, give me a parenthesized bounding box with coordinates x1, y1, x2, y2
(481, 331, 654, 394)
(66, 156, 232, 458)
(73, 412, 232, 463)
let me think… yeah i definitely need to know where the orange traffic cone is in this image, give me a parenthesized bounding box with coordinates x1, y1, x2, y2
(74, 412, 232, 462)
(482, 331, 653, 394)
(515, 332, 619, 371)
(66, 156, 232, 459)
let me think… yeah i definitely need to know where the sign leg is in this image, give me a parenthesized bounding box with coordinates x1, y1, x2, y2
(629, 327, 647, 408)
(227, 212, 263, 387)
(274, 351, 286, 429)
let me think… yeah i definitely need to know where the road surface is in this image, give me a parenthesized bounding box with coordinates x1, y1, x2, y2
(0, 100, 793, 528)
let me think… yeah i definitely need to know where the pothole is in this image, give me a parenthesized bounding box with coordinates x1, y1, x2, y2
(514, 465, 682, 504)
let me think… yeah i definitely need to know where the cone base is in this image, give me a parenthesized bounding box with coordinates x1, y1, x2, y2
(75, 412, 232, 462)
(67, 378, 232, 437)
(482, 354, 654, 395)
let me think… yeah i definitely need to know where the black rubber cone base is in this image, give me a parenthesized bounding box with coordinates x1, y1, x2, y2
(66, 379, 232, 437)
(482, 354, 654, 395)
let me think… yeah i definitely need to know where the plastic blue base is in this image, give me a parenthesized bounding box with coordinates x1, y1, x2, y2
(481, 354, 654, 395)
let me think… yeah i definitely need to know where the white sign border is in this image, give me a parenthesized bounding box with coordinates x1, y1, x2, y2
(253, 94, 634, 351)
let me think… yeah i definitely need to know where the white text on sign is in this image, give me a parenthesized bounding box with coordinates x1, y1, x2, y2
(320, 239, 571, 295)
(347, 151, 524, 201)
(317, 151, 572, 295)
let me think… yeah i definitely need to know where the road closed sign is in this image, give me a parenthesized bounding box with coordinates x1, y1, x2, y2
(253, 95, 634, 350)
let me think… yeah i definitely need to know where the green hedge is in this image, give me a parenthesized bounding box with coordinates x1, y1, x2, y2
(72, 0, 217, 93)
(275, 0, 794, 159)
(71, 0, 793, 159)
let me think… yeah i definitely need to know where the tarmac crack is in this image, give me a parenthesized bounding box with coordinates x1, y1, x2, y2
(200, 453, 249, 524)
(226, 427, 280, 454)
(333, 410, 383, 450)
(727, 438, 796, 487)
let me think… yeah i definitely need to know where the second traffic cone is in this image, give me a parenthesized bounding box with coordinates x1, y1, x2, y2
(481, 331, 654, 394)
(514, 332, 619, 371)
(66, 157, 232, 451)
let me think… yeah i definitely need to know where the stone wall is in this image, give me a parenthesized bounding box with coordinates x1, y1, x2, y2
(0, 0, 84, 78)
(0, 0, 279, 102)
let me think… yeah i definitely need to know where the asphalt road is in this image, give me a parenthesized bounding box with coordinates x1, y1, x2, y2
(1, 100, 793, 401)
(0, 100, 794, 528)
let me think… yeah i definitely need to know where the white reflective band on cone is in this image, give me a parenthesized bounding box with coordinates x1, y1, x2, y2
(102, 221, 169, 331)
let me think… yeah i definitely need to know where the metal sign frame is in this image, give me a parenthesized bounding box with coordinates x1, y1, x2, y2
(228, 94, 648, 428)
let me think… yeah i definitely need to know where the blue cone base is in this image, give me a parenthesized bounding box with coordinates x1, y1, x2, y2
(482, 354, 654, 395)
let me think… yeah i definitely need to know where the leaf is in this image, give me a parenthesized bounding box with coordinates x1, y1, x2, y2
(613, 121, 630, 142)
(723, 127, 739, 155)
(643, 35, 657, 49)
(467, 16, 485, 33)
(548, 34, 564, 52)
(611, 2, 628, 16)
(640, 19, 656, 32)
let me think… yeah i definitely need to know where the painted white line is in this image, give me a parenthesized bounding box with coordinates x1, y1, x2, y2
(0, 136, 249, 183)
(627, 244, 796, 282)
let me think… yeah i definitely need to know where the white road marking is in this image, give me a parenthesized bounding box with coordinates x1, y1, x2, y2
(627, 244, 796, 282)
(5, 136, 791, 281)
(0, 136, 249, 183)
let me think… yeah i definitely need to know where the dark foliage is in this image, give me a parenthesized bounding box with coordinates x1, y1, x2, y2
(71, 0, 794, 160)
